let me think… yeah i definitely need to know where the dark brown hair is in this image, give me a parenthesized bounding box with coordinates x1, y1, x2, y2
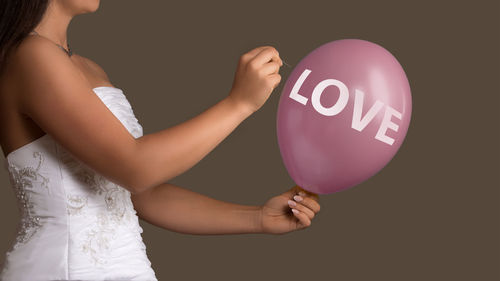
(0, 0, 49, 72)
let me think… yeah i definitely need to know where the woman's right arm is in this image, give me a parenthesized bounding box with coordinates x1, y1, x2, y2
(13, 37, 282, 194)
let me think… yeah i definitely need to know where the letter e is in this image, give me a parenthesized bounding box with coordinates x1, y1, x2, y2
(375, 105, 403, 145)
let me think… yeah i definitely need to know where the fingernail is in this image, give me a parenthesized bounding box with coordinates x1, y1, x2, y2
(298, 191, 306, 197)
(291, 209, 299, 215)
(293, 195, 303, 202)
(287, 200, 297, 208)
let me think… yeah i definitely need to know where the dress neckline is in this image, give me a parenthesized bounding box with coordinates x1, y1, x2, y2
(92, 86, 123, 92)
(4, 86, 123, 162)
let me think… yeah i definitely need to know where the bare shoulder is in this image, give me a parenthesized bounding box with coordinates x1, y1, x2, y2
(5, 35, 85, 99)
(13, 34, 52, 53)
(7, 35, 63, 73)
(75, 55, 111, 82)
(10, 35, 80, 76)
(11, 36, 110, 88)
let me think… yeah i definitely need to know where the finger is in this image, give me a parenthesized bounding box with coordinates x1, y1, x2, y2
(245, 45, 273, 60)
(294, 195, 320, 214)
(297, 188, 320, 203)
(281, 185, 303, 199)
(290, 201, 315, 220)
(270, 53, 283, 66)
(251, 47, 280, 67)
(261, 61, 281, 75)
(269, 73, 281, 89)
(291, 208, 311, 229)
(239, 46, 271, 65)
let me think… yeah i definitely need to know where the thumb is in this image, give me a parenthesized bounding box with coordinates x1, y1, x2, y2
(281, 185, 303, 199)
(282, 185, 320, 202)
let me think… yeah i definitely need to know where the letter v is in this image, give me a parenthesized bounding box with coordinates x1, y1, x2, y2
(351, 89, 384, 132)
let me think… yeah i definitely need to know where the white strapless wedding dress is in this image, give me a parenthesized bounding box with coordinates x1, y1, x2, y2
(0, 87, 158, 281)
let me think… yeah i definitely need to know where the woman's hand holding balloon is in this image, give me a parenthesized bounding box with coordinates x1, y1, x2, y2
(228, 46, 283, 115)
(259, 185, 320, 235)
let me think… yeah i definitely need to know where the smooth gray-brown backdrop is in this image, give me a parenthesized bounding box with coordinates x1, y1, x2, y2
(1, 0, 499, 280)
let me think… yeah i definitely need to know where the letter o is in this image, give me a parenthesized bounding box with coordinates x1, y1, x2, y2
(311, 79, 349, 116)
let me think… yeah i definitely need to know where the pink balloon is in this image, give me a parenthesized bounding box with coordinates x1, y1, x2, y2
(276, 39, 412, 194)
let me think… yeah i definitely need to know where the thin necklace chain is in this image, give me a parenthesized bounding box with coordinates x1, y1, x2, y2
(29, 30, 73, 57)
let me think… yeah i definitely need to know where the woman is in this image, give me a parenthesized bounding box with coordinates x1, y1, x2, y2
(0, 0, 321, 280)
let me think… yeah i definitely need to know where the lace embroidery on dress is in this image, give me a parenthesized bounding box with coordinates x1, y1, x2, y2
(6, 151, 50, 250)
(59, 147, 136, 266)
(67, 194, 88, 216)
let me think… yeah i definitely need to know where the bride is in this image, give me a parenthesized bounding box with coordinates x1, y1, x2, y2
(0, 0, 321, 280)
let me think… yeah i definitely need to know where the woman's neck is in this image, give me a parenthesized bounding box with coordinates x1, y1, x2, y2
(32, 2, 73, 49)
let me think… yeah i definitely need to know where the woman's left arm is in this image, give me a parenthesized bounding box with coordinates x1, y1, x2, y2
(130, 183, 263, 235)
(131, 183, 320, 235)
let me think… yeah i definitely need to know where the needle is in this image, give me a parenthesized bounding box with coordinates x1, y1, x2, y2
(282, 60, 292, 68)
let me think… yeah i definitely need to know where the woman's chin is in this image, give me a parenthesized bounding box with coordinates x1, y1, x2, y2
(73, 0, 100, 15)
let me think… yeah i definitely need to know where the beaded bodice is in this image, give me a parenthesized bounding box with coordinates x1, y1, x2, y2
(0, 86, 157, 281)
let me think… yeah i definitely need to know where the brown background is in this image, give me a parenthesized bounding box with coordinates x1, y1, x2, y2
(1, 0, 499, 280)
